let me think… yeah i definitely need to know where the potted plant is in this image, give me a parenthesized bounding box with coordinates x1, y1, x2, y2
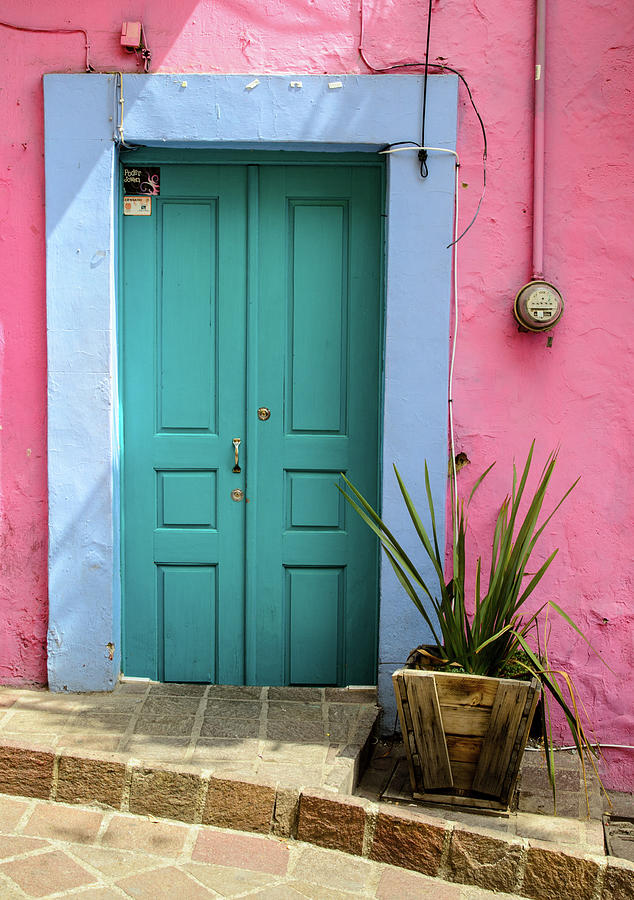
(340, 444, 604, 812)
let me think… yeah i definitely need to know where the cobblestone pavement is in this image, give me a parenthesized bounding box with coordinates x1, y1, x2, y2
(0, 683, 379, 795)
(0, 792, 528, 899)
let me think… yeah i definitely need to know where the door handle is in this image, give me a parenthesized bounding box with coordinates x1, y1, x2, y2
(232, 438, 241, 473)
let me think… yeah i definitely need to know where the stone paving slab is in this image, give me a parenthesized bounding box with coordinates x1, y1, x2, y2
(0, 792, 532, 899)
(0, 683, 379, 796)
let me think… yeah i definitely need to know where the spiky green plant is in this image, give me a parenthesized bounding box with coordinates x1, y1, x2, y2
(339, 443, 608, 808)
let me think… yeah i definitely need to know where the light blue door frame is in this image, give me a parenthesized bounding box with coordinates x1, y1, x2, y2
(44, 74, 457, 723)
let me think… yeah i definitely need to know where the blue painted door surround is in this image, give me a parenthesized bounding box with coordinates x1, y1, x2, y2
(121, 157, 383, 685)
(44, 74, 456, 711)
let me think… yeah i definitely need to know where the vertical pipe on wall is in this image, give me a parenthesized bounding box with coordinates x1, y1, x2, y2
(532, 0, 546, 279)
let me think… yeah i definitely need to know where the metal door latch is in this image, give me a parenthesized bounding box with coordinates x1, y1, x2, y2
(232, 438, 241, 473)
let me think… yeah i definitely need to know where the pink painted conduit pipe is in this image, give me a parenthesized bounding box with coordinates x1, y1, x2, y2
(532, 0, 546, 280)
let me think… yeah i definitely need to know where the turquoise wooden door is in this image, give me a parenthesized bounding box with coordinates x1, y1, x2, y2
(121, 158, 382, 685)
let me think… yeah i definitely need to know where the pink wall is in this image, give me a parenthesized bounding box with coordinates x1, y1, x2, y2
(1, 1, 632, 786)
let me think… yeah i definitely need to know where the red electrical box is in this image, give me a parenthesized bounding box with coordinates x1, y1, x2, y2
(121, 21, 142, 49)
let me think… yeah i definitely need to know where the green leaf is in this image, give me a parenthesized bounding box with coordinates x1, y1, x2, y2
(394, 466, 447, 593)
(468, 461, 495, 506)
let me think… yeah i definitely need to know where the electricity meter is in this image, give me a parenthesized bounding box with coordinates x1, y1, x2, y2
(513, 280, 563, 332)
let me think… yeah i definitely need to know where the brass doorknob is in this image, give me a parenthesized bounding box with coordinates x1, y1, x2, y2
(257, 407, 271, 421)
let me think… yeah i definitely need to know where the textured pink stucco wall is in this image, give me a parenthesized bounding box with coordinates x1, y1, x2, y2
(0, 1, 632, 786)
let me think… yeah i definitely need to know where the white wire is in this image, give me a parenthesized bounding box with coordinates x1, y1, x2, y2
(379, 145, 461, 537)
(116, 72, 136, 149)
(526, 744, 634, 752)
(117, 72, 125, 144)
(379, 145, 459, 157)
(379, 149, 634, 741)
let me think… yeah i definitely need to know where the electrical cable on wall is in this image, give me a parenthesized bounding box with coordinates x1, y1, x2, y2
(360, 0, 488, 532)
(0, 19, 93, 72)
(526, 744, 634, 752)
(115, 73, 137, 149)
(380, 144, 461, 536)
(360, 0, 487, 244)
(418, 0, 434, 177)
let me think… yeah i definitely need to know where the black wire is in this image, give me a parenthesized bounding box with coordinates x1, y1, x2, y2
(434, 64, 487, 245)
(376, 62, 487, 245)
(419, 0, 434, 178)
(380, 140, 422, 151)
(378, 62, 487, 166)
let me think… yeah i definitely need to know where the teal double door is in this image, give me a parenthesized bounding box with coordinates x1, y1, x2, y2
(121, 158, 382, 685)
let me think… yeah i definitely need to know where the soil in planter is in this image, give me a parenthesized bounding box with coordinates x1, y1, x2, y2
(407, 645, 538, 682)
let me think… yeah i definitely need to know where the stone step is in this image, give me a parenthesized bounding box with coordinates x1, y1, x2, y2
(0, 682, 380, 795)
(0, 741, 630, 899)
(0, 685, 632, 897)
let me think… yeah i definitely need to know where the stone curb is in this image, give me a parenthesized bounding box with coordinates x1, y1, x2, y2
(0, 740, 631, 899)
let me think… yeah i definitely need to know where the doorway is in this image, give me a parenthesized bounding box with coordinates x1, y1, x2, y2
(120, 156, 383, 685)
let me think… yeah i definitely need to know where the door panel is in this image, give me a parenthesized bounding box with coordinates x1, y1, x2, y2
(288, 567, 342, 685)
(159, 203, 216, 431)
(122, 161, 381, 686)
(122, 167, 247, 683)
(253, 166, 382, 686)
(161, 565, 216, 682)
(289, 202, 347, 432)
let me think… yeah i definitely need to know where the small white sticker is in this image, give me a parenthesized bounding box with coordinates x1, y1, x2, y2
(328, 81, 343, 89)
(123, 196, 152, 216)
(245, 78, 260, 90)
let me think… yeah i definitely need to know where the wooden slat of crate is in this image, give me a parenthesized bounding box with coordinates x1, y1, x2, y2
(400, 673, 426, 790)
(445, 734, 483, 763)
(392, 671, 418, 792)
(434, 673, 499, 709)
(412, 790, 509, 813)
(439, 703, 491, 736)
(472, 680, 531, 796)
(444, 737, 483, 790)
(449, 759, 479, 790)
(407, 672, 453, 790)
(500, 677, 541, 802)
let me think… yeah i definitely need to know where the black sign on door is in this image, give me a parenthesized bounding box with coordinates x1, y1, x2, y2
(123, 167, 160, 195)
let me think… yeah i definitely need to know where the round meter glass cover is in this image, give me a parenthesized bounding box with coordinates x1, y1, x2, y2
(526, 288, 559, 322)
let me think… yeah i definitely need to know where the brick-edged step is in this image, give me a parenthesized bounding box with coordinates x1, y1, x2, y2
(0, 740, 631, 899)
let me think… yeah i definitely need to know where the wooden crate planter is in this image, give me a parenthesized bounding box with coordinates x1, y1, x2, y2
(393, 668, 540, 811)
